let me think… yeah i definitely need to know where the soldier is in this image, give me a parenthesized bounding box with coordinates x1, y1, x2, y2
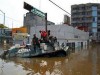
(32, 34, 40, 51)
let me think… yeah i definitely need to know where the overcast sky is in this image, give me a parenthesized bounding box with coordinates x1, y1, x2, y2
(0, 0, 99, 28)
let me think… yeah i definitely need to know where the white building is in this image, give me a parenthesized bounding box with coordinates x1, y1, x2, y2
(30, 24, 89, 50)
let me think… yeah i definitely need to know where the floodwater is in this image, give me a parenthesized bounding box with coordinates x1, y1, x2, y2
(0, 44, 100, 75)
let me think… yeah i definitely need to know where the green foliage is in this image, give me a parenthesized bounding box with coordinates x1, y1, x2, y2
(0, 24, 8, 28)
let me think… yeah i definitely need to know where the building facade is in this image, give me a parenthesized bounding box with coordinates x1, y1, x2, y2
(71, 3, 100, 42)
(0, 28, 12, 44)
(29, 24, 89, 50)
(24, 12, 55, 34)
(12, 27, 29, 45)
(63, 15, 71, 25)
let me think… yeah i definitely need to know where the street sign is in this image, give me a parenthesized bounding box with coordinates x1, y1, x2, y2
(31, 7, 45, 17)
(24, 2, 45, 17)
(24, 2, 33, 11)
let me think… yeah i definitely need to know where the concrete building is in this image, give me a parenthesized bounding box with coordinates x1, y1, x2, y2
(24, 12, 55, 34)
(63, 15, 71, 25)
(29, 24, 89, 50)
(12, 27, 29, 45)
(0, 28, 12, 44)
(71, 3, 100, 42)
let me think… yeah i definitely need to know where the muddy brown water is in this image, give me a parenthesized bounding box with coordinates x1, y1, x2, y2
(0, 44, 100, 75)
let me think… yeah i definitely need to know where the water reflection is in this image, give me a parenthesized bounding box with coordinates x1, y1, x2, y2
(0, 57, 67, 75)
(17, 57, 66, 75)
(0, 53, 89, 75)
(0, 58, 31, 75)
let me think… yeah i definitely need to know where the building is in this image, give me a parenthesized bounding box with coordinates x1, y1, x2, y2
(23, 2, 55, 34)
(29, 24, 89, 50)
(12, 27, 29, 45)
(12, 27, 27, 33)
(24, 12, 55, 33)
(24, 12, 55, 34)
(0, 28, 12, 44)
(71, 3, 100, 42)
(63, 15, 71, 25)
(24, 12, 45, 33)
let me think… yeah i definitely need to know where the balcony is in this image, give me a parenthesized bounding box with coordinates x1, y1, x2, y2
(72, 20, 93, 24)
(77, 10, 85, 12)
(77, 15, 84, 17)
(85, 8, 92, 12)
(72, 10, 78, 13)
(83, 20, 93, 23)
(85, 14, 92, 17)
(71, 15, 79, 18)
(71, 21, 77, 23)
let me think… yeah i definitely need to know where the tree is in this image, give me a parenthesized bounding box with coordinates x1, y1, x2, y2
(0, 24, 8, 28)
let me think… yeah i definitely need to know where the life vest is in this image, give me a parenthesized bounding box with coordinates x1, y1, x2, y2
(41, 31, 47, 38)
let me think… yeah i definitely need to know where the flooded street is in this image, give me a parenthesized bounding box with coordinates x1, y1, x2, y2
(0, 44, 100, 75)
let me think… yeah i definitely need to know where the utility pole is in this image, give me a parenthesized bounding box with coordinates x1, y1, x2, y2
(45, 13, 47, 32)
(0, 9, 5, 44)
(0, 10, 5, 25)
(3, 13, 5, 26)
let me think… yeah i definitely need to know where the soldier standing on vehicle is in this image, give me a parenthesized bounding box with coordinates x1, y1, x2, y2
(32, 34, 40, 52)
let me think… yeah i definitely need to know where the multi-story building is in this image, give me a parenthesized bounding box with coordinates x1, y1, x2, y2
(71, 3, 100, 42)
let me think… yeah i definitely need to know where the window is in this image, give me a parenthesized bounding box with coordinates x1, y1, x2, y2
(98, 28, 100, 31)
(86, 6, 91, 10)
(98, 12, 100, 15)
(82, 12, 85, 15)
(92, 28, 97, 32)
(82, 7, 85, 10)
(82, 17, 85, 20)
(92, 23, 97, 27)
(98, 17, 100, 20)
(87, 12, 91, 15)
(92, 11, 97, 16)
(93, 17, 97, 22)
(92, 6, 97, 11)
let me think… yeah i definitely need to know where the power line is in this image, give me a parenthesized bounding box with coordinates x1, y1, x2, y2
(6, 16, 23, 23)
(0, 13, 23, 23)
(49, 0, 71, 15)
